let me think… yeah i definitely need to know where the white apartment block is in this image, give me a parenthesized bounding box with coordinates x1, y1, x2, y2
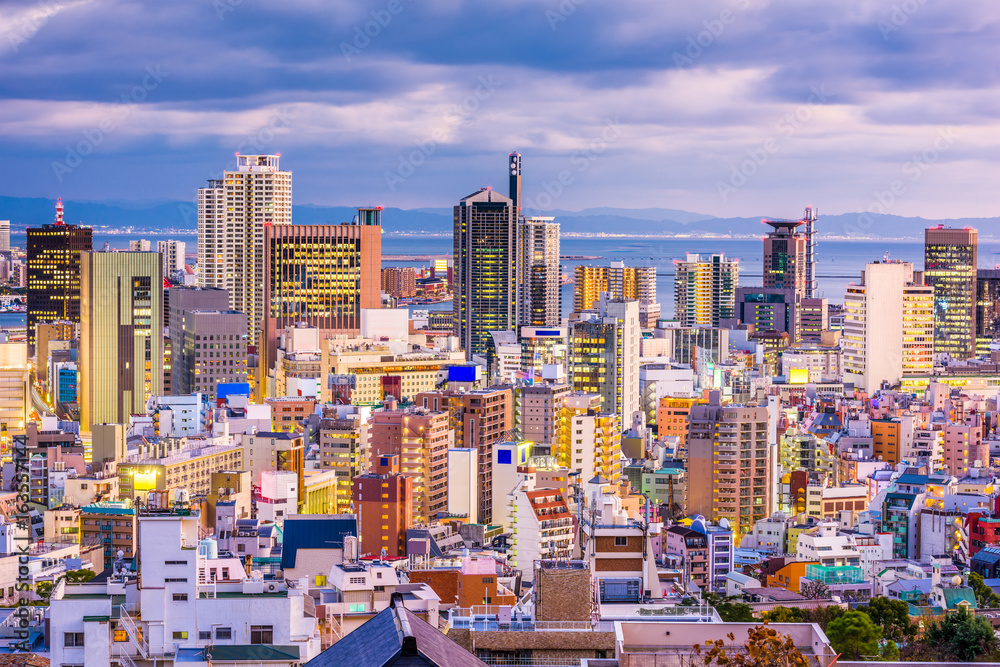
(158, 239, 187, 277)
(506, 480, 575, 582)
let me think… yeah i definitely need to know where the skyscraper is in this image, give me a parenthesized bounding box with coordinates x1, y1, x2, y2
(573, 262, 658, 325)
(976, 268, 1000, 355)
(260, 212, 382, 393)
(79, 251, 164, 431)
(26, 199, 93, 354)
(0, 220, 9, 252)
(453, 187, 518, 360)
(925, 226, 978, 360)
(673, 253, 738, 328)
(842, 261, 934, 393)
(518, 216, 561, 327)
(762, 219, 807, 298)
(569, 298, 640, 423)
(197, 154, 292, 341)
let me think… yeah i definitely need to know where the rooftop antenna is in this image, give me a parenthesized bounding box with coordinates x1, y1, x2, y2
(884, 251, 890, 263)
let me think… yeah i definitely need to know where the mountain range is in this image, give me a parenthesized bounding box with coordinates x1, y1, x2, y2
(1, 195, 996, 240)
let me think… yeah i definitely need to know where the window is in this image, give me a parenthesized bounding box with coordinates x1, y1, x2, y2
(164, 578, 188, 583)
(216, 627, 232, 640)
(222, 568, 229, 579)
(114, 629, 128, 642)
(349, 603, 365, 612)
(172, 593, 188, 601)
(172, 631, 188, 640)
(614, 536, 628, 547)
(250, 625, 273, 644)
(165, 560, 187, 565)
(237, 544, 245, 553)
(199, 631, 211, 640)
(65, 632, 85, 647)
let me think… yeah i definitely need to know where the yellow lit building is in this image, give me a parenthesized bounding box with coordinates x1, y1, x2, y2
(320, 344, 466, 405)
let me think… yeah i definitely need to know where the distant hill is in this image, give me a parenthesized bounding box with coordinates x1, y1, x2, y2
(0, 195, 996, 240)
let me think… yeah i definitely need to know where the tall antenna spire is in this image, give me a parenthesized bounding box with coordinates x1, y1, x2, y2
(55, 197, 64, 225)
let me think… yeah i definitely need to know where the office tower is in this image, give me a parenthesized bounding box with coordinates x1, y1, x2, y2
(687, 391, 772, 539)
(735, 287, 799, 339)
(573, 262, 658, 326)
(0, 220, 9, 252)
(26, 199, 93, 354)
(976, 269, 1000, 355)
(509, 151, 521, 214)
(569, 298, 640, 422)
(178, 310, 248, 395)
(802, 206, 818, 299)
(417, 387, 515, 524)
(368, 408, 450, 524)
(673, 253, 738, 327)
(260, 215, 382, 394)
(518, 217, 561, 327)
(166, 286, 230, 390)
(925, 226, 978, 360)
(842, 261, 934, 393)
(0, 338, 29, 441)
(799, 297, 828, 339)
(79, 251, 164, 431)
(129, 239, 151, 252)
(381, 267, 416, 299)
(453, 188, 518, 360)
(520, 326, 569, 378)
(197, 154, 293, 341)
(157, 239, 186, 277)
(762, 219, 807, 298)
(34, 321, 74, 385)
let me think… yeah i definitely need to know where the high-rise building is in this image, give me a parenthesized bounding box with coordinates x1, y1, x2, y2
(166, 286, 230, 390)
(260, 216, 382, 389)
(26, 199, 93, 354)
(687, 391, 772, 539)
(368, 408, 450, 524)
(519, 382, 571, 455)
(157, 239, 186, 278)
(518, 217, 561, 327)
(799, 297, 829, 339)
(976, 269, 1000, 355)
(179, 310, 248, 395)
(573, 262, 658, 326)
(842, 261, 934, 394)
(129, 239, 151, 252)
(734, 287, 799, 339)
(453, 187, 518, 360)
(0, 338, 29, 441)
(673, 253, 738, 328)
(925, 226, 978, 360)
(762, 219, 807, 298)
(569, 298, 640, 423)
(0, 220, 9, 252)
(197, 154, 293, 342)
(381, 266, 417, 299)
(319, 407, 370, 515)
(802, 206, 818, 299)
(353, 456, 413, 558)
(79, 251, 164, 431)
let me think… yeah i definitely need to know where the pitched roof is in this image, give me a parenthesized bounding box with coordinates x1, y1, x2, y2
(306, 595, 487, 667)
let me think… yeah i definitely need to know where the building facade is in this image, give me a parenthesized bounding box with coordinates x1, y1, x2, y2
(519, 217, 561, 327)
(673, 253, 738, 328)
(925, 226, 978, 360)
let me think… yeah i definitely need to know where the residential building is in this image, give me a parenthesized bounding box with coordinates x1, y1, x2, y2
(244, 431, 305, 496)
(506, 481, 574, 580)
(518, 216, 561, 327)
(381, 266, 417, 299)
(569, 298, 639, 422)
(687, 391, 772, 539)
(318, 406, 371, 514)
(453, 187, 517, 360)
(354, 463, 414, 558)
(518, 382, 570, 455)
(944, 415, 986, 477)
(118, 436, 244, 498)
(656, 397, 702, 446)
(664, 525, 709, 588)
(26, 199, 92, 354)
(158, 239, 186, 277)
(925, 226, 977, 360)
(842, 260, 934, 393)
(79, 500, 137, 569)
(320, 343, 466, 405)
(673, 253, 738, 328)
(79, 250, 164, 431)
(564, 407, 621, 485)
(573, 262, 658, 326)
(197, 154, 293, 344)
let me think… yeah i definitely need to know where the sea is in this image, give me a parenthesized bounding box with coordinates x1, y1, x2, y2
(8, 230, 1000, 322)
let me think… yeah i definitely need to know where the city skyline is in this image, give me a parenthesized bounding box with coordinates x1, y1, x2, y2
(0, 1, 997, 219)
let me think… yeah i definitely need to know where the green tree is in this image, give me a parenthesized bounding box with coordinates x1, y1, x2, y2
(825, 611, 882, 660)
(799, 579, 829, 600)
(796, 605, 845, 631)
(761, 606, 804, 623)
(35, 581, 54, 600)
(694, 624, 809, 667)
(924, 606, 998, 662)
(64, 569, 96, 583)
(857, 596, 917, 643)
(969, 572, 1000, 608)
(715, 601, 756, 622)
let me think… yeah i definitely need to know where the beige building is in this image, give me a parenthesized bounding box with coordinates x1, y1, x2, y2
(573, 262, 658, 325)
(79, 251, 164, 431)
(118, 436, 244, 499)
(0, 338, 29, 438)
(518, 382, 570, 456)
(687, 392, 773, 540)
(320, 342, 466, 405)
(842, 261, 934, 393)
(318, 407, 371, 514)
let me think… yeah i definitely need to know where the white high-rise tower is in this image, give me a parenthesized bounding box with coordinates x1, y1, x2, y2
(197, 154, 292, 340)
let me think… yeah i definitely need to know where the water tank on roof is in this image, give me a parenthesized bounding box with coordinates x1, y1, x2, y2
(198, 537, 218, 560)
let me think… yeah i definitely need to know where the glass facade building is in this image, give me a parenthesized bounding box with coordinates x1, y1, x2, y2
(925, 226, 977, 360)
(26, 217, 93, 354)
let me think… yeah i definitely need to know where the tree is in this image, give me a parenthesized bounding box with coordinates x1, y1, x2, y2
(64, 569, 96, 583)
(825, 611, 882, 660)
(799, 580, 829, 600)
(923, 606, 998, 662)
(35, 581, 54, 600)
(694, 624, 809, 667)
(796, 605, 845, 631)
(761, 606, 804, 623)
(969, 572, 1000, 608)
(715, 601, 756, 622)
(857, 596, 917, 643)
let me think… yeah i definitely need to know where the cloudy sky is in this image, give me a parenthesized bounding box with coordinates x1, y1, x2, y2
(1, 0, 998, 218)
